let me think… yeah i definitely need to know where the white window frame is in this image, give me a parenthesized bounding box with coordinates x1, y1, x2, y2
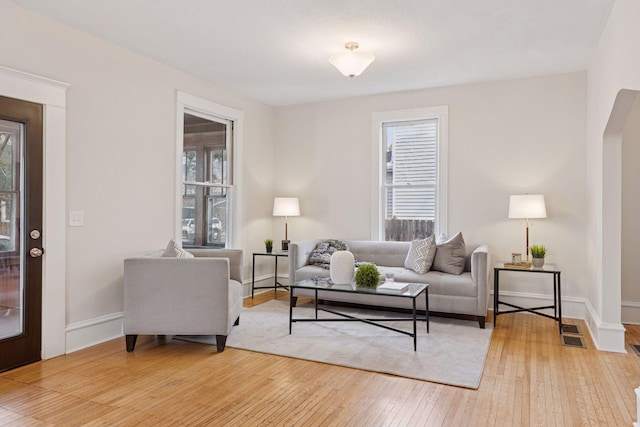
(371, 106, 448, 240)
(176, 91, 244, 248)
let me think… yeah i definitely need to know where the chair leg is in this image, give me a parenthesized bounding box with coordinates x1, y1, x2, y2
(234, 316, 240, 326)
(126, 334, 138, 352)
(478, 316, 486, 329)
(216, 335, 227, 352)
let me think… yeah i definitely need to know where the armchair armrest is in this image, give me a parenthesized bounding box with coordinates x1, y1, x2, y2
(188, 248, 243, 283)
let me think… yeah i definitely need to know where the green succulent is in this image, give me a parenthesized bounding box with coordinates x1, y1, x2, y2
(529, 244, 547, 258)
(355, 263, 381, 288)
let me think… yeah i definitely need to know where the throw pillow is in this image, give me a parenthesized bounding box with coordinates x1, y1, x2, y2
(162, 239, 194, 258)
(309, 239, 349, 267)
(404, 235, 437, 274)
(431, 232, 466, 275)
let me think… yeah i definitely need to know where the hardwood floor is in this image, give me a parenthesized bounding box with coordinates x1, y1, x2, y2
(1, 291, 639, 426)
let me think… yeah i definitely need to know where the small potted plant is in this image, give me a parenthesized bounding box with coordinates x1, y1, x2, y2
(264, 238, 273, 253)
(529, 244, 547, 268)
(355, 263, 381, 288)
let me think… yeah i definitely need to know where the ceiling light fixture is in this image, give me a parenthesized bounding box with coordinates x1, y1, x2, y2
(328, 42, 375, 78)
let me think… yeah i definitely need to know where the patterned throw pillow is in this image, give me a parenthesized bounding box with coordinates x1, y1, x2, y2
(431, 232, 466, 275)
(162, 239, 194, 258)
(404, 235, 437, 274)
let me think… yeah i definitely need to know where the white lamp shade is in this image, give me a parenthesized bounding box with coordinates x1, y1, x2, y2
(329, 51, 375, 77)
(273, 197, 300, 217)
(508, 194, 547, 219)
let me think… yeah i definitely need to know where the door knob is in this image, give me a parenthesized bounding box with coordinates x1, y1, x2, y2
(30, 248, 43, 258)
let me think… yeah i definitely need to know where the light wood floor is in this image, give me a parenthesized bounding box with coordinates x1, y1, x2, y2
(1, 292, 639, 426)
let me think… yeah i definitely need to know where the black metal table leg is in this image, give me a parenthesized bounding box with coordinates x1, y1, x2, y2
(425, 287, 430, 333)
(251, 253, 256, 299)
(558, 272, 562, 334)
(495, 269, 499, 325)
(412, 298, 417, 351)
(289, 287, 294, 334)
(274, 255, 278, 296)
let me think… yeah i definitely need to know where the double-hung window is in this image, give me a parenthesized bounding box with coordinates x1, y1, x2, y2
(182, 112, 232, 248)
(177, 92, 243, 249)
(372, 107, 448, 241)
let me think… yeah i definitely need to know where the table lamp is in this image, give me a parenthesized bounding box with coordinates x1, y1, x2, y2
(273, 197, 300, 251)
(508, 194, 547, 264)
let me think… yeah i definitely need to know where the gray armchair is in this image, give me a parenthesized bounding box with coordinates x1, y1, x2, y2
(123, 248, 243, 352)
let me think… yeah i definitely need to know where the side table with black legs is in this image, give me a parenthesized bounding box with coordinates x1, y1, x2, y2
(493, 263, 563, 334)
(251, 252, 289, 298)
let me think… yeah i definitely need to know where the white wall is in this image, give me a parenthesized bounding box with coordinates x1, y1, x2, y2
(622, 97, 640, 324)
(276, 72, 589, 302)
(586, 0, 640, 351)
(0, 1, 276, 351)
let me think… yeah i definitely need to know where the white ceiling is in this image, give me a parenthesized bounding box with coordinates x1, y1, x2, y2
(8, 0, 615, 106)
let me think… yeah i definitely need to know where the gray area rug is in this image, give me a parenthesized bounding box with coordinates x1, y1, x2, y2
(176, 299, 493, 389)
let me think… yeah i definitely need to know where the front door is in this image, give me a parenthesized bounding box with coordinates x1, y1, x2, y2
(0, 95, 44, 372)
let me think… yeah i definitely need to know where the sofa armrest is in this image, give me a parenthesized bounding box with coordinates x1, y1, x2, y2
(288, 240, 320, 283)
(188, 248, 244, 283)
(470, 245, 490, 316)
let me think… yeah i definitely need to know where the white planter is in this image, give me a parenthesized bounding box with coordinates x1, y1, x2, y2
(330, 251, 355, 284)
(532, 257, 545, 268)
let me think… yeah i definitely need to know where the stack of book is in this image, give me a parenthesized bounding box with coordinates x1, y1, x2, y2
(378, 281, 410, 293)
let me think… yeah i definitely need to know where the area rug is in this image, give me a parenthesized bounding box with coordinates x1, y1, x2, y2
(178, 299, 493, 389)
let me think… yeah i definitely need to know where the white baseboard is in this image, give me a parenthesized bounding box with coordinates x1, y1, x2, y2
(490, 290, 626, 353)
(66, 312, 123, 353)
(583, 299, 626, 353)
(622, 300, 640, 325)
(63, 282, 628, 354)
(63, 275, 289, 353)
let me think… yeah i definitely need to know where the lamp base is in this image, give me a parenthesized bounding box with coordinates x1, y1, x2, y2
(281, 240, 290, 251)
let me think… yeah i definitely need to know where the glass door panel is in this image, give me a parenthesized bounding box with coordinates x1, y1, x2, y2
(0, 120, 23, 341)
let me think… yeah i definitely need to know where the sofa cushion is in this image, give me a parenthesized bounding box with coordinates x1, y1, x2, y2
(404, 235, 437, 274)
(346, 240, 410, 267)
(432, 232, 465, 275)
(162, 239, 194, 258)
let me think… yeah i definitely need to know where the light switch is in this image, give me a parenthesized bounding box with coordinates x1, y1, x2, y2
(69, 211, 84, 227)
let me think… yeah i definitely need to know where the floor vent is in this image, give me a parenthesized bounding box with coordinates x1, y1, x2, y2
(561, 324, 582, 335)
(631, 344, 640, 356)
(561, 335, 586, 349)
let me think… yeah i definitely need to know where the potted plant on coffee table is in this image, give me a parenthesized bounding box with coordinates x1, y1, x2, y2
(529, 244, 547, 268)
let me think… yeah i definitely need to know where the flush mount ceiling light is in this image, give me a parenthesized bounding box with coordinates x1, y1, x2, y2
(328, 42, 375, 77)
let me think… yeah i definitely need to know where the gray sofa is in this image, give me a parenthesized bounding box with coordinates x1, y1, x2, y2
(123, 248, 243, 352)
(288, 240, 490, 328)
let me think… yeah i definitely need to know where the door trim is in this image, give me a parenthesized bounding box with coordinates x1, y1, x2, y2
(0, 66, 68, 359)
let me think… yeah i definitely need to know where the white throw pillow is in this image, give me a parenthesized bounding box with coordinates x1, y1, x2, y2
(162, 239, 194, 258)
(432, 232, 466, 275)
(404, 235, 437, 274)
